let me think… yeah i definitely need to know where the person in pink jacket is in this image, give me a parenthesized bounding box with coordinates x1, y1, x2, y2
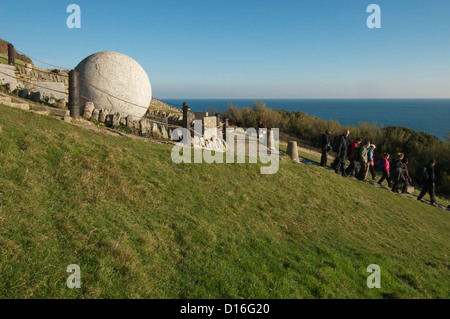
(378, 153, 392, 187)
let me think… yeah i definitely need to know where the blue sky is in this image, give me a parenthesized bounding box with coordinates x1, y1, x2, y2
(1, 0, 449, 98)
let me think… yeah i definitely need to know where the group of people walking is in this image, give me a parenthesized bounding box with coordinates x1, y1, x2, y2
(320, 130, 438, 208)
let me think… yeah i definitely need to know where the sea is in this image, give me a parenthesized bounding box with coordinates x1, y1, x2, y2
(162, 99, 450, 141)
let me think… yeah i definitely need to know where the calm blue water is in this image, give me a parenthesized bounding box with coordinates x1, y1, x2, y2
(162, 99, 450, 140)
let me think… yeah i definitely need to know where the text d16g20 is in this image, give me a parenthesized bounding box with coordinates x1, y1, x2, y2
(224, 304, 269, 314)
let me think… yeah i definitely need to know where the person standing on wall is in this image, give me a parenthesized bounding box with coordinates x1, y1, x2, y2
(320, 130, 331, 167)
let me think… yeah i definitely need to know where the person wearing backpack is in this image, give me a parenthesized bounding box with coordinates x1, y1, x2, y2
(368, 144, 377, 180)
(357, 141, 371, 181)
(320, 130, 332, 167)
(391, 153, 405, 193)
(401, 158, 412, 194)
(417, 159, 438, 207)
(333, 130, 350, 176)
(378, 153, 392, 187)
(345, 138, 362, 177)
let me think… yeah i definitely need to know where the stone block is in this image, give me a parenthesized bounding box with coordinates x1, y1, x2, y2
(152, 122, 161, 138)
(10, 103, 30, 111)
(140, 118, 151, 135)
(127, 116, 140, 132)
(286, 141, 299, 162)
(112, 113, 121, 127)
(91, 109, 100, 122)
(83, 102, 95, 119)
(31, 91, 41, 102)
(194, 112, 208, 120)
(105, 114, 114, 127)
(161, 125, 169, 139)
(19, 89, 29, 98)
(99, 109, 110, 123)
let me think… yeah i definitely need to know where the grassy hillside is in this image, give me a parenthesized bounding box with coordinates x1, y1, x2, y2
(0, 103, 449, 299)
(0, 38, 32, 65)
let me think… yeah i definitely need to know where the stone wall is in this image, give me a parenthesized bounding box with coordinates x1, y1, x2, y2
(15, 64, 68, 102)
(16, 65, 68, 86)
(83, 102, 173, 140)
(82, 101, 222, 143)
(0, 64, 18, 90)
(0, 62, 68, 106)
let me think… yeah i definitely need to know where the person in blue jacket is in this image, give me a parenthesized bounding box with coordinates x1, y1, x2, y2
(367, 144, 377, 180)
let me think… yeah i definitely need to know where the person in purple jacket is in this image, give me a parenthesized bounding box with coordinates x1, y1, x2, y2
(378, 153, 392, 187)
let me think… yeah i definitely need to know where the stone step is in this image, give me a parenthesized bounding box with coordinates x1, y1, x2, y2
(29, 104, 69, 117)
(0, 96, 12, 104)
(30, 110, 51, 116)
(9, 102, 30, 111)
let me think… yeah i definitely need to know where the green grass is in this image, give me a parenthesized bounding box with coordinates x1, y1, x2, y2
(0, 103, 449, 299)
(148, 103, 182, 114)
(0, 54, 27, 68)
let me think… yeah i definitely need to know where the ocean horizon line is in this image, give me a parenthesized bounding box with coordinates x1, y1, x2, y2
(156, 98, 450, 140)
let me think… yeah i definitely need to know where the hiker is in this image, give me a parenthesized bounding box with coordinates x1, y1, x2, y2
(391, 153, 405, 193)
(320, 130, 331, 167)
(368, 144, 377, 180)
(357, 141, 371, 181)
(400, 158, 412, 194)
(417, 159, 438, 207)
(378, 153, 392, 187)
(332, 130, 350, 176)
(345, 138, 362, 177)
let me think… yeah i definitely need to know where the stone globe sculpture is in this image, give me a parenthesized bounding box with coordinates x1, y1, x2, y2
(75, 51, 152, 118)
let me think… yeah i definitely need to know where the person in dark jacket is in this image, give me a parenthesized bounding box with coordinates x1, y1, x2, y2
(345, 138, 362, 177)
(400, 158, 412, 194)
(391, 153, 405, 193)
(333, 130, 350, 176)
(417, 159, 438, 207)
(320, 130, 331, 167)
